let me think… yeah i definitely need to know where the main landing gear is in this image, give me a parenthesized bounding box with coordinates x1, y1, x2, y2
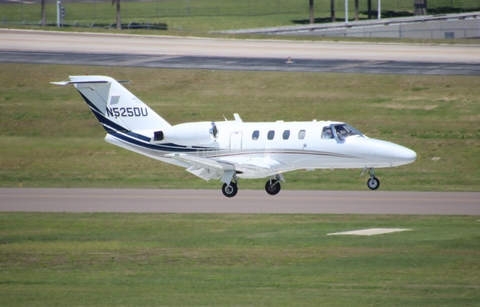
(265, 178, 281, 195)
(363, 167, 380, 190)
(222, 182, 238, 198)
(221, 174, 284, 198)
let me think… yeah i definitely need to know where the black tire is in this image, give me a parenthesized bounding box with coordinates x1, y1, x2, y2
(222, 182, 238, 198)
(367, 177, 380, 190)
(265, 180, 281, 195)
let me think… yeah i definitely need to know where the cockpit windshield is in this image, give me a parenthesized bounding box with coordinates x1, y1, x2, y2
(333, 124, 364, 141)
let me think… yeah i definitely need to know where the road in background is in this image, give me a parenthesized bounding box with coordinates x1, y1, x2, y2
(1, 29, 480, 75)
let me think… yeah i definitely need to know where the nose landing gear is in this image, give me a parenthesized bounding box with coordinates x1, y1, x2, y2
(367, 176, 380, 190)
(363, 167, 380, 190)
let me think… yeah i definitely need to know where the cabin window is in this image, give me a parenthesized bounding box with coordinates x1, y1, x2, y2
(298, 130, 306, 140)
(321, 126, 334, 139)
(252, 130, 260, 140)
(267, 130, 275, 140)
(282, 130, 290, 140)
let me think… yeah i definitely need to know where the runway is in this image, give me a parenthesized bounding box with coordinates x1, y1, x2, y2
(1, 29, 480, 75)
(1, 189, 479, 215)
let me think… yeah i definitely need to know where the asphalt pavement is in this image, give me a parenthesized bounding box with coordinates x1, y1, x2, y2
(1, 189, 479, 215)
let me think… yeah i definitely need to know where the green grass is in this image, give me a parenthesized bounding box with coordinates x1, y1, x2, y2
(0, 63, 479, 191)
(0, 213, 479, 306)
(2, 0, 480, 34)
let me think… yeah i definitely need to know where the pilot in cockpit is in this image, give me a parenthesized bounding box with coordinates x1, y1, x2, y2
(322, 126, 334, 139)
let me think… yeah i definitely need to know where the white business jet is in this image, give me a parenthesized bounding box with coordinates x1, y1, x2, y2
(52, 76, 416, 197)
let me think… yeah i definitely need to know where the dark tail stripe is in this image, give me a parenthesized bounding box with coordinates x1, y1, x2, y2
(79, 91, 130, 133)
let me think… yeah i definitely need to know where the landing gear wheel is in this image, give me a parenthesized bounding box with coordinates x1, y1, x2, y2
(222, 182, 238, 198)
(265, 180, 281, 196)
(367, 177, 380, 190)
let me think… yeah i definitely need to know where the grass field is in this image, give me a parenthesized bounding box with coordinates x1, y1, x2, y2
(2, 0, 480, 33)
(0, 212, 479, 306)
(0, 63, 479, 191)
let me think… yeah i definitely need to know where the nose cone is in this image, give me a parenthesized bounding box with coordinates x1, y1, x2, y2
(360, 139, 417, 166)
(394, 145, 417, 165)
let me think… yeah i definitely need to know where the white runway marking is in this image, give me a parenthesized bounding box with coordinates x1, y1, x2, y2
(327, 228, 412, 236)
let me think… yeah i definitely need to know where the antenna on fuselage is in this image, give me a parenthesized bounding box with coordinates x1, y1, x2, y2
(233, 113, 243, 123)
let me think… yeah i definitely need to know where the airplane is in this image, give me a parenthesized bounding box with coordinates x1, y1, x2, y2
(52, 75, 417, 198)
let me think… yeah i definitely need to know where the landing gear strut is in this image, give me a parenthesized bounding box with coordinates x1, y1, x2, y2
(366, 168, 380, 190)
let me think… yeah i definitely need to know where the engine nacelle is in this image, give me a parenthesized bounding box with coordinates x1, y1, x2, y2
(153, 122, 218, 146)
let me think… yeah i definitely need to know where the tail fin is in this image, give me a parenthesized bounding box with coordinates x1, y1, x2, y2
(52, 76, 170, 134)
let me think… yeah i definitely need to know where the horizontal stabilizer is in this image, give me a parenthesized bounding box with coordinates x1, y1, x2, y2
(51, 80, 108, 86)
(51, 80, 129, 86)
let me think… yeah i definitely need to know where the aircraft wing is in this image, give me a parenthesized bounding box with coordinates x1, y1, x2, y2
(166, 153, 234, 181)
(166, 153, 282, 181)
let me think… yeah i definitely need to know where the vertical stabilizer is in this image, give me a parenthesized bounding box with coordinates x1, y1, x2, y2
(53, 76, 170, 134)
